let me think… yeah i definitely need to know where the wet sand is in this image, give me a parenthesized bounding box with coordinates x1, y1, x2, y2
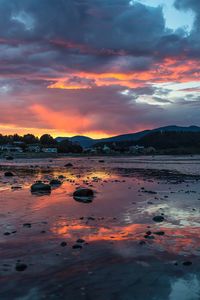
(1, 156, 200, 300)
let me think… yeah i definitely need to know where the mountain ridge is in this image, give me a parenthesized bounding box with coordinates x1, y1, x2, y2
(56, 125, 200, 148)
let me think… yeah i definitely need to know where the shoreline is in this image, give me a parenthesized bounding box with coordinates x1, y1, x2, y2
(0, 152, 200, 159)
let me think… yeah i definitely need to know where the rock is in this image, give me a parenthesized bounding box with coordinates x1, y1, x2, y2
(73, 188, 94, 203)
(31, 181, 51, 193)
(87, 217, 95, 221)
(50, 179, 62, 186)
(65, 163, 73, 167)
(144, 235, 155, 239)
(76, 238, 85, 243)
(72, 244, 82, 249)
(4, 171, 14, 177)
(15, 263, 27, 272)
(5, 156, 14, 161)
(153, 216, 165, 222)
(11, 186, 22, 190)
(146, 231, 152, 236)
(154, 231, 165, 236)
(23, 223, 31, 228)
(183, 261, 192, 266)
(99, 160, 105, 163)
(4, 232, 11, 236)
(145, 190, 157, 194)
(139, 240, 146, 245)
(60, 241, 67, 247)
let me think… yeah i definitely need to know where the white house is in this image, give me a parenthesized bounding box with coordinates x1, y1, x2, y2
(0, 145, 23, 153)
(27, 144, 41, 153)
(42, 147, 58, 153)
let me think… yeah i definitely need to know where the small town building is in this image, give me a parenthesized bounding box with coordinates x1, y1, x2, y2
(0, 144, 23, 153)
(42, 147, 58, 153)
(129, 145, 145, 154)
(27, 144, 41, 153)
(102, 144, 111, 154)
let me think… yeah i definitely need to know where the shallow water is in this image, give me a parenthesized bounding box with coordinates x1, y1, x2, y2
(1, 156, 200, 300)
(1, 154, 200, 173)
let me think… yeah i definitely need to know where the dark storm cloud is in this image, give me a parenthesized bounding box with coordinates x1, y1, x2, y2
(0, 0, 191, 78)
(0, 0, 165, 48)
(174, 0, 200, 57)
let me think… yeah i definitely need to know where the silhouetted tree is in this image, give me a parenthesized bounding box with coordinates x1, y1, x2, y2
(40, 134, 57, 145)
(23, 134, 39, 144)
(57, 139, 83, 153)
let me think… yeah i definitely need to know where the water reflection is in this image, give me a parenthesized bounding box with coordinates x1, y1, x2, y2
(1, 157, 200, 299)
(51, 219, 200, 256)
(169, 275, 200, 300)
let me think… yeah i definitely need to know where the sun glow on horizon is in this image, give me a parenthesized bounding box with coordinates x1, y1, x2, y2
(0, 124, 119, 139)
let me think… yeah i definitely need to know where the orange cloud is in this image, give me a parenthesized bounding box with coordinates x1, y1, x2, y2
(30, 104, 111, 138)
(31, 104, 92, 132)
(47, 58, 200, 90)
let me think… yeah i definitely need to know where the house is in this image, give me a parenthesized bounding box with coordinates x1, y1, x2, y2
(42, 147, 58, 153)
(0, 144, 23, 153)
(129, 145, 144, 154)
(102, 144, 111, 154)
(144, 147, 156, 154)
(27, 144, 41, 153)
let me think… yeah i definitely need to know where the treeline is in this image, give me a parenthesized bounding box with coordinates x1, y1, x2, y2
(0, 134, 83, 153)
(138, 131, 200, 150)
(94, 131, 200, 154)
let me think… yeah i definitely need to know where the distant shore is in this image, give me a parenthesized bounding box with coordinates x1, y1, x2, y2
(0, 152, 199, 160)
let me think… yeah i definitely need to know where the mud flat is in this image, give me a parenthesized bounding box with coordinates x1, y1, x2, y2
(1, 156, 200, 300)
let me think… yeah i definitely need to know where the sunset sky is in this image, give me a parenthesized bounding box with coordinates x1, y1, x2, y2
(0, 0, 200, 138)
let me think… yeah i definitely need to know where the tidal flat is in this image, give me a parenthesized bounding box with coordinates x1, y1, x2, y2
(1, 155, 200, 300)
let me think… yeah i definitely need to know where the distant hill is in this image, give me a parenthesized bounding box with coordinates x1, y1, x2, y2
(56, 136, 94, 148)
(135, 130, 200, 152)
(56, 125, 200, 148)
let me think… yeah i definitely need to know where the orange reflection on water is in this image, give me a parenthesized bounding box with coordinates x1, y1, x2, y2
(52, 220, 147, 242)
(52, 220, 200, 255)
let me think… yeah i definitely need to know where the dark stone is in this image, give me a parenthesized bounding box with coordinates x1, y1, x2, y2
(6, 156, 14, 161)
(15, 263, 27, 272)
(4, 232, 10, 236)
(144, 190, 157, 194)
(73, 188, 94, 203)
(139, 240, 146, 245)
(31, 181, 51, 193)
(154, 231, 165, 236)
(146, 231, 152, 236)
(183, 261, 192, 266)
(60, 241, 67, 247)
(65, 163, 73, 167)
(4, 171, 14, 177)
(72, 244, 82, 249)
(88, 217, 95, 221)
(76, 238, 85, 243)
(23, 223, 31, 228)
(144, 235, 155, 239)
(11, 186, 22, 190)
(153, 216, 165, 222)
